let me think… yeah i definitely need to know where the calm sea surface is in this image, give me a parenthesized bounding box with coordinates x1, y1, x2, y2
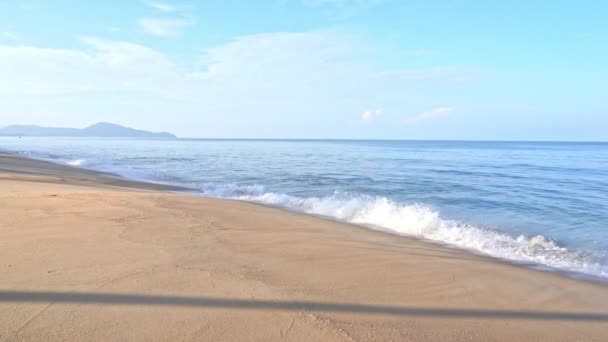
(2, 138, 607, 279)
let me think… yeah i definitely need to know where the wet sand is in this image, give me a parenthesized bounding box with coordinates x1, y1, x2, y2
(1, 153, 607, 341)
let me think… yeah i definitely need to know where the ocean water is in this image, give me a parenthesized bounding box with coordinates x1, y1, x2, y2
(2, 137, 607, 280)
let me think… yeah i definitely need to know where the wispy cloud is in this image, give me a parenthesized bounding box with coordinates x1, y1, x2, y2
(144, 1, 176, 12)
(303, 0, 384, 7)
(1, 31, 21, 41)
(359, 109, 382, 123)
(0, 32, 474, 137)
(402, 107, 453, 125)
(301, 0, 386, 18)
(19, 3, 40, 10)
(138, 18, 191, 37)
(0, 32, 474, 100)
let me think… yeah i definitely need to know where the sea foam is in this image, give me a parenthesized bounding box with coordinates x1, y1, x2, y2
(200, 184, 608, 279)
(4, 140, 608, 280)
(66, 159, 86, 166)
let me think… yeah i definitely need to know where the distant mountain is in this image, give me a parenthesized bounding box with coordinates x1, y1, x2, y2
(0, 122, 177, 138)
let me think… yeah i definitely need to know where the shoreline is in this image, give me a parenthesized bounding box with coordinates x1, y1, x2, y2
(5, 151, 606, 284)
(1, 152, 608, 340)
(0, 152, 190, 192)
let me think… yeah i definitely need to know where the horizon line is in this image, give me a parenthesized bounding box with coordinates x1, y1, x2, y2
(1, 136, 607, 143)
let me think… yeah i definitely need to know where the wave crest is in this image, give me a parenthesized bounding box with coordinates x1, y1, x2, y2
(66, 159, 86, 166)
(200, 184, 607, 279)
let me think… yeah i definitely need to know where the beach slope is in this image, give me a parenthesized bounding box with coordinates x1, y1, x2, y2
(1, 154, 607, 341)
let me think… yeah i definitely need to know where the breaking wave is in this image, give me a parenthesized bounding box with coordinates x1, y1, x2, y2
(6, 147, 607, 280)
(200, 183, 608, 279)
(66, 158, 86, 166)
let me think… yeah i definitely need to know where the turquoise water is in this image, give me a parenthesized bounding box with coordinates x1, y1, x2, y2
(2, 138, 607, 279)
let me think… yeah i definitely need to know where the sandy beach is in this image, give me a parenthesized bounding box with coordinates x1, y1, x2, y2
(1, 153, 607, 341)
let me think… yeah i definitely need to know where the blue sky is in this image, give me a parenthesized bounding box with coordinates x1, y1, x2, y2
(0, 0, 607, 140)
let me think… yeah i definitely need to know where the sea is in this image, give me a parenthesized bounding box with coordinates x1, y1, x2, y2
(2, 137, 607, 280)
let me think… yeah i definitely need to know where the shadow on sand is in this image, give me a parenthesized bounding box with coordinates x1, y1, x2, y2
(1, 290, 607, 321)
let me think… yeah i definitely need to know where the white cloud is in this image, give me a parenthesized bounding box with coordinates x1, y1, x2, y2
(303, 0, 384, 8)
(402, 107, 454, 125)
(359, 109, 382, 123)
(0, 32, 476, 136)
(0, 32, 474, 99)
(1, 31, 21, 41)
(144, 1, 176, 12)
(0, 37, 184, 96)
(137, 18, 190, 37)
(301, 0, 385, 17)
(19, 3, 40, 10)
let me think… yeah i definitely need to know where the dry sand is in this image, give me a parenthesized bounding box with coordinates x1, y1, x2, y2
(1, 153, 607, 341)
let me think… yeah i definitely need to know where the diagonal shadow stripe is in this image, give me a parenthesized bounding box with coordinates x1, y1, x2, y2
(0, 291, 607, 321)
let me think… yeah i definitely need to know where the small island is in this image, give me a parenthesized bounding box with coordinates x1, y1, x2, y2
(0, 122, 176, 138)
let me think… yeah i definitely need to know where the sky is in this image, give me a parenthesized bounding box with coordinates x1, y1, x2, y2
(0, 0, 607, 140)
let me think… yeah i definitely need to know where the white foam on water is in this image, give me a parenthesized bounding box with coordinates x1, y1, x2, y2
(200, 184, 608, 279)
(9, 146, 607, 280)
(66, 158, 86, 166)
